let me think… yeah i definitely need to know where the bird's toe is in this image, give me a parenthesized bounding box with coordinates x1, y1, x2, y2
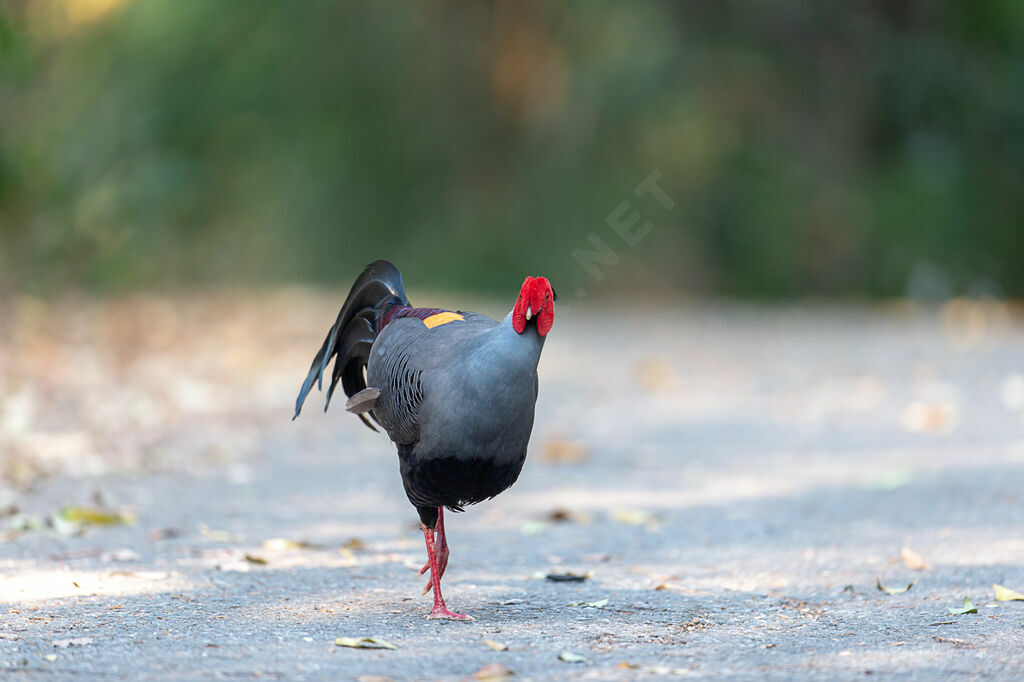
(427, 607, 474, 621)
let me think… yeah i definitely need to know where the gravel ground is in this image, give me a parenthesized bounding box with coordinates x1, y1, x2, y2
(2, 293, 1024, 680)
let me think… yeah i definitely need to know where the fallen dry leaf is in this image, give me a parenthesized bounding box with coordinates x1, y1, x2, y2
(558, 651, 589, 664)
(933, 636, 973, 648)
(108, 570, 170, 580)
(101, 549, 141, 562)
(262, 538, 319, 551)
(948, 597, 977, 615)
(338, 547, 358, 567)
(56, 507, 134, 526)
(547, 508, 571, 522)
(876, 578, 917, 595)
(340, 537, 365, 551)
(44, 654, 57, 662)
(244, 554, 267, 565)
(546, 571, 592, 583)
(540, 438, 588, 464)
(51, 507, 134, 536)
(611, 509, 658, 526)
(473, 663, 514, 680)
(901, 547, 929, 571)
(53, 638, 92, 648)
(545, 508, 592, 524)
(9, 515, 44, 533)
(566, 598, 608, 608)
(483, 639, 509, 652)
(334, 637, 397, 650)
(199, 523, 240, 543)
(648, 666, 698, 676)
(148, 527, 182, 541)
(994, 583, 1024, 601)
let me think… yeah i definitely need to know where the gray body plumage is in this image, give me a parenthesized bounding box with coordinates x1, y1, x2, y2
(294, 261, 554, 620)
(368, 311, 542, 454)
(367, 311, 545, 514)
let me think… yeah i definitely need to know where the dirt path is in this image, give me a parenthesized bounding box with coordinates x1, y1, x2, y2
(2, 294, 1023, 680)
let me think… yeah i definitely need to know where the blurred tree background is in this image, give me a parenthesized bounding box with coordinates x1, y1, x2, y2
(1, 0, 1022, 298)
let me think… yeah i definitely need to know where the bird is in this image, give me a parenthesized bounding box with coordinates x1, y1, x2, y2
(293, 260, 555, 620)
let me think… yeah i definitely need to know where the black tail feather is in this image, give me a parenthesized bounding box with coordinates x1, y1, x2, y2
(293, 260, 409, 425)
(327, 313, 376, 429)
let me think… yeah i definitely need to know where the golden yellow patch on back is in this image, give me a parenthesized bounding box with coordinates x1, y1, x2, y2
(422, 311, 465, 329)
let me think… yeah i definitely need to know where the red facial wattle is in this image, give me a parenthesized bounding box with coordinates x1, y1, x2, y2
(512, 276, 555, 336)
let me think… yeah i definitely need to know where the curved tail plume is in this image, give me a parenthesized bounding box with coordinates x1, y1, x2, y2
(293, 260, 409, 428)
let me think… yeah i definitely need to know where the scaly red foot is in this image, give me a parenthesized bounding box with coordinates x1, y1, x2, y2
(428, 603, 474, 621)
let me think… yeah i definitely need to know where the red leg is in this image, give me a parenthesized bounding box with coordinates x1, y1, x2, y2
(420, 506, 449, 593)
(436, 507, 450, 577)
(420, 517, 471, 621)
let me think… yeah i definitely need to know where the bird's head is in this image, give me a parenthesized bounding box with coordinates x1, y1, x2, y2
(512, 275, 556, 337)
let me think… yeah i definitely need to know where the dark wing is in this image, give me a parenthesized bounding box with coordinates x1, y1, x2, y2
(366, 311, 498, 446)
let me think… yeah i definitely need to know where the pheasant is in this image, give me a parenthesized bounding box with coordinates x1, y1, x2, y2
(294, 261, 554, 620)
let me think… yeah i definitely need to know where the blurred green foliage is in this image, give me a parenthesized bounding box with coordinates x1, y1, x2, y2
(1, 1, 1023, 298)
